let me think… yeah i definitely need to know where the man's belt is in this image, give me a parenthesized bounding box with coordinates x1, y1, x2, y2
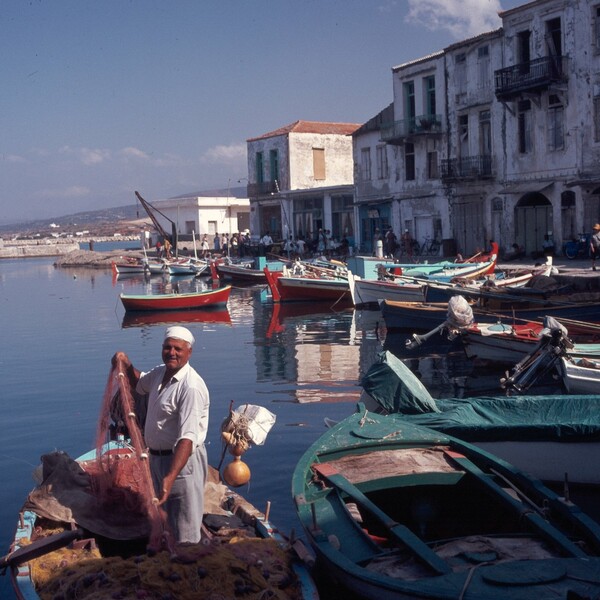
(149, 448, 173, 456)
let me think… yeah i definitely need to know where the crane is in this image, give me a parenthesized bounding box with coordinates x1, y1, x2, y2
(135, 191, 178, 254)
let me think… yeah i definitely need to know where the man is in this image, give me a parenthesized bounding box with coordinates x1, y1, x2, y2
(591, 224, 600, 271)
(112, 326, 209, 544)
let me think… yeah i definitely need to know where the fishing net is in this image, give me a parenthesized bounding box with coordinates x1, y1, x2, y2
(93, 358, 170, 551)
(30, 533, 302, 600)
(19, 362, 304, 599)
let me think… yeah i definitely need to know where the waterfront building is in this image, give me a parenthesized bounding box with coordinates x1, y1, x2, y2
(144, 187, 250, 245)
(359, 0, 600, 257)
(245, 120, 360, 248)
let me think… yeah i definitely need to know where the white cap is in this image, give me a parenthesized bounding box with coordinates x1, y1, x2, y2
(164, 326, 195, 347)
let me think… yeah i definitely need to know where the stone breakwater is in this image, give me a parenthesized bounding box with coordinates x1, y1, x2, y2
(0, 240, 80, 259)
(0, 236, 141, 264)
(54, 249, 143, 268)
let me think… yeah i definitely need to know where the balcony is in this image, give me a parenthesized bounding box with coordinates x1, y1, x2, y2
(247, 181, 278, 197)
(441, 155, 492, 180)
(494, 55, 568, 101)
(380, 114, 442, 145)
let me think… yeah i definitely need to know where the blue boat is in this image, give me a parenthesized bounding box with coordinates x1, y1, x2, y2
(293, 403, 600, 599)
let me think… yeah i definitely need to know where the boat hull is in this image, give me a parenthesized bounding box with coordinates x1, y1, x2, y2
(560, 356, 600, 394)
(120, 285, 231, 311)
(265, 268, 351, 303)
(349, 272, 426, 307)
(380, 297, 600, 331)
(293, 407, 600, 599)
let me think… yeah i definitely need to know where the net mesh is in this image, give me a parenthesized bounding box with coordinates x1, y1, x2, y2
(93, 360, 172, 551)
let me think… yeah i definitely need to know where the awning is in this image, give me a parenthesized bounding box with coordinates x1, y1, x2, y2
(498, 181, 553, 195)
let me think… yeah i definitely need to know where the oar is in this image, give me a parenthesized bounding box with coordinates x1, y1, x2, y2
(1, 528, 84, 571)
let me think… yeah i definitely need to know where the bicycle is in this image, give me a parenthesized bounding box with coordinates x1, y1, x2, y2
(563, 233, 591, 260)
(416, 237, 441, 257)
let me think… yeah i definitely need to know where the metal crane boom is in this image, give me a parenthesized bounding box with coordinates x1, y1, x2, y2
(134, 191, 178, 251)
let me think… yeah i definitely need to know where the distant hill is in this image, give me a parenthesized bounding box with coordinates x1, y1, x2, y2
(0, 204, 142, 235)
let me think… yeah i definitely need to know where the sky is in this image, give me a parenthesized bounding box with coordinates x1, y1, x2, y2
(1, 0, 524, 225)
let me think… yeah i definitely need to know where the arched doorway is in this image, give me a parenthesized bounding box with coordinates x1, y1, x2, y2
(515, 193, 552, 256)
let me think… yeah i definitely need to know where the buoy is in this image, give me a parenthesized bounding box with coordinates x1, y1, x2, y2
(223, 456, 251, 487)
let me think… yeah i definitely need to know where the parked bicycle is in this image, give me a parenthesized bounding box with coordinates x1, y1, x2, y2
(563, 233, 591, 260)
(415, 236, 441, 257)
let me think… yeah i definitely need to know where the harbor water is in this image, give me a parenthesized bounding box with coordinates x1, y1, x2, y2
(0, 256, 566, 598)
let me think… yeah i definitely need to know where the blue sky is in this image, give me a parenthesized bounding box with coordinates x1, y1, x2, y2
(1, 0, 523, 225)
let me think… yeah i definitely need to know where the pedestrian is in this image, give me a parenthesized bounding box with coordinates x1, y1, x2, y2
(295, 236, 306, 257)
(590, 224, 600, 270)
(222, 233, 229, 256)
(111, 326, 209, 544)
(156, 240, 163, 259)
(373, 228, 382, 257)
(385, 227, 398, 258)
(201, 235, 209, 258)
(214, 233, 220, 253)
(163, 238, 172, 260)
(260, 231, 273, 254)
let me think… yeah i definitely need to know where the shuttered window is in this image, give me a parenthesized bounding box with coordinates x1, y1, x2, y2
(313, 148, 326, 180)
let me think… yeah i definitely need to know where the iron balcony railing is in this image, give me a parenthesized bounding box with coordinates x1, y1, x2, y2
(494, 55, 568, 100)
(380, 114, 442, 143)
(247, 181, 279, 197)
(441, 155, 492, 180)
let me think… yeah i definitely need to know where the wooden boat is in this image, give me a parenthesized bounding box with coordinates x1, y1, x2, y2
(215, 256, 286, 283)
(361, 350, 600, 485)
(380, 295, 600, 332)
(264, 267, 351, 304)
(398, 257, 496, 282)
(293, 403, 600, 599)
(166, 258, 209, 276)
(348, 271, 427, 306)
(5, 441, 318, 600)
(119, 284, 231, 311)
(111, 259, 147, 275)
(559, 356, 600, 394)
(461, 319, 600, 365)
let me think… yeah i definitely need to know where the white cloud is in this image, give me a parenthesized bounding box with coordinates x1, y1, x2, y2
(201, 142, 246, 164)
(58, 146, 111, 165)
(120, 146, 151, 160)
(80, 148, 110, 166)
(405, 0, 503, 39)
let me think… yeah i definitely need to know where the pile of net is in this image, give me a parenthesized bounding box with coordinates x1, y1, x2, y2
(18, 364, 304, 599)
(29, 534, 302, 600)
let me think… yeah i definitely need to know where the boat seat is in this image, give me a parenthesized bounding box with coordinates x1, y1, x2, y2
(313, 463, 451, 575)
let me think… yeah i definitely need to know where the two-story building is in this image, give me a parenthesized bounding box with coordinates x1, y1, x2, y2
(355, 0, 600, 258)
(246, 120, 360, 247)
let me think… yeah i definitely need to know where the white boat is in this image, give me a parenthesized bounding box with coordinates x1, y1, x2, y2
(348, 270, 427, 306)
(559, 355, 600, 394)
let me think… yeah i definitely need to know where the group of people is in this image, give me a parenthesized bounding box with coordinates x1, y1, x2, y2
(372, 227, 413, 259)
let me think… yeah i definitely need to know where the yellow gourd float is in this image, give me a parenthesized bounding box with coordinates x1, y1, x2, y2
(219, 402, 276, 488)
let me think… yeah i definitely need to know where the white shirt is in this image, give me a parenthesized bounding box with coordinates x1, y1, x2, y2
(137, 362, 209, 451)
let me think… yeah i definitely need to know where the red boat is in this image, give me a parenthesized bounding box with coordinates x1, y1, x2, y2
(119, 285, 231, 311)
(264, 267, 351, 303)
